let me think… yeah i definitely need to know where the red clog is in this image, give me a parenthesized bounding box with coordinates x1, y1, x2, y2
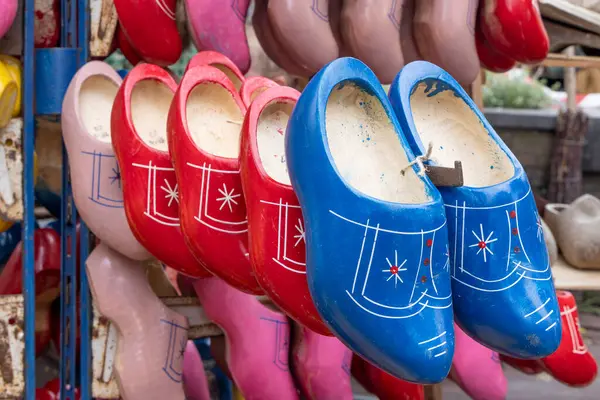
(117, 26, 142, 66)
(34, 0, 60, 48)
(239, 86, 330, 334)
(167, 66, 261, 293)
(114, 0, 182, 66)
(0, 228, 60, 356)
(186, 50, 246, 90)
(500, 355, 543, 375)
(239, 76, 279, 107)
(111, 63, 210, 278)
(475, 22, 515, 73)
(480, 0, 549, 64)
(351, 355, 425, 400)
(540, 291, 597, 387)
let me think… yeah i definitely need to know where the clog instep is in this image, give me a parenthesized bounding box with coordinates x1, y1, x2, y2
(0, 56, 21, 117)
(389, 60, 561, 358)
(285, 57, 454, 383)
(0, 61, 17, 128)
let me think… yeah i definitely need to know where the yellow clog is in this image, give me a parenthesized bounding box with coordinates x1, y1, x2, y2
(0, 56, 21, 117)
(0, 62, 17, 129)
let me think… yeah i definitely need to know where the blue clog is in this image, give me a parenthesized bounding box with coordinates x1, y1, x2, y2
(389, 60, 561, 358)
(285, 57, 454, 383)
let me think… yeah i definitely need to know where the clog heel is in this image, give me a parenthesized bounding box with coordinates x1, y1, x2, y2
(389, 60, 561, 358)
(285, 57, 454, 383)
(111, 63, 209, 277)
(186, 51, 246, 91)
(62, 61, 150, 261)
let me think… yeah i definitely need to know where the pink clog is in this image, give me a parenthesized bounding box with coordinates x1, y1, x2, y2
(185, 0, 251, 73)
(62, 61, 150, 261)
(0, 0, 18, 40)
(291, 326, 353, 400)
(194, 277, 299, 400)
(87, 243, 188, 400)
(183, 341, 211, 400)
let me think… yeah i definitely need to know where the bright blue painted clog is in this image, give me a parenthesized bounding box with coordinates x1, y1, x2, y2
(388, 60, 561, 358)
(285, 57, 454, 384)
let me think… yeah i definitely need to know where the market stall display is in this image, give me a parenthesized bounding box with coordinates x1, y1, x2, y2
(1, 0, 600, 399)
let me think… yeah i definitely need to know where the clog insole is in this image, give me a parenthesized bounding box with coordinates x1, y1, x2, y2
(79, 76, 119, 143)
(410, 83, 514, 187)
(186, 83, 244, 159)
(326, 82, 428, 204)
(256, 100, 294, 185)
(131, 80, 174, 151)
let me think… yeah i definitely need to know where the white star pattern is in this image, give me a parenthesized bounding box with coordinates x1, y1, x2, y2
(160, 179, 179, 207)
(536, 216, 543, 242)
(216, 184, 241, 212)
(294, 219, 305, 247)
(469, 224, 497, 262)
(383, 250, 407, 288)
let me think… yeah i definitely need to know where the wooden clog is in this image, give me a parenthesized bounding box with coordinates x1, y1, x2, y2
(167, 65, 261, 293)
(62, 60, 151, 261)
(545, 195, 600, 269)
(111, 63, 210, 277)
(253, 0, 311, 78)
(480, 0, 549, 64)
(341, 0, 408, 84)
(286, 58, 453, 383)
(114, 0, 182, 65)
(87, 243, 188, 400)
(185, 0, 251, 73)
(239, 76, 279, 107)
(291, 326, 353, 400)
(240, 86, 330, 334)
(390, 60, 561, 358)
(414, 0, 480, 85)
(194, 277, 298, 399)
(268, 0, 338, 74)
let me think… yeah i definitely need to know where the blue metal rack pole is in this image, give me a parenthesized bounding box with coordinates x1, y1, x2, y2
(59, 0, 79, 398)
(77, 0, 92, 398)
(22, 0, 37, 396)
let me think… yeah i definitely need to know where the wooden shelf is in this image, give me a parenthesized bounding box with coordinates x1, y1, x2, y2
(539, 52, 600, 68)
(552, 256, 600, 291)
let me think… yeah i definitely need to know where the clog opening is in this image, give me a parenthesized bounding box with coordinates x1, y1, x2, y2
(409, 82, 514, 187)
(325, 81, 428, 203)
(79, 76, 119, 143)
(131, 79, 174, 151)
(212, 64, 243, 91)
(186, 82, 244, 158)
(257, 99, 295, 185)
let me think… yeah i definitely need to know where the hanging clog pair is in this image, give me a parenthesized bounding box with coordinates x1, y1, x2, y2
(503, 290, 597, 387)
(285, 57, 561, 383)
